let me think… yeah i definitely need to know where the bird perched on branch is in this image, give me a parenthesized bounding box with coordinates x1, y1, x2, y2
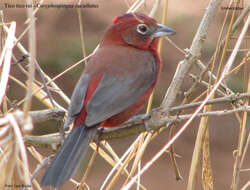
(41, 13, 176, 187)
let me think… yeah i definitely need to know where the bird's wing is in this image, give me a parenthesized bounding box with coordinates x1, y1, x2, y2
(64, 74, 90, 127)
(85, 58, 157, 127)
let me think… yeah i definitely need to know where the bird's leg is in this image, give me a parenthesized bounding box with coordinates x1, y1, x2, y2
(96, 127, 104, 150)
(143, 121, 152, 131)
(143, 115, 157, 133)
(58, 120, 65, 144)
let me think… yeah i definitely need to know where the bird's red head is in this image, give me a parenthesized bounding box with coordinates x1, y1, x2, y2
(101, 13, 176, 51)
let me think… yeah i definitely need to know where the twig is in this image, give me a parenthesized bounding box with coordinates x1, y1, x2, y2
(23, 1, 36, 117)
(188, 73, 226, 96)
(169, 92, 249, 112)
(149, 0, 160, 17)
(34, 60, 56, 107)
(240, 131, 250, 168)
(100, 137, 140, 190)
(77, 0, 88, 65)
(105, 145, 136, 190)
(205, 4, 250, 74)
(127, 0, 145, 13)
(164, 37, 186, 55)
(77, 149, 98, 190)
(6, 54, 93, 113)
(0, 22, 16, 105)
(202, 125, 213, 190)
(2, 24, 72, 108)
(161, 0, 224, 111)
(14, 18, 37, 47)
(217, 0, 240, 81)
(4, 92, 249, 136)
(30, 82, 66, 111)
(7, 113, 31, 187)
(13, 88, 248, 146)
(227, 50, 250, 76)
(221, 4, 250, 54)
(24, 0, 44, 25)
(166, 7, 229, 183)
(231, 76, 250, 190)
(241, 180, 250, 190)
(189, 11, 249, 190)
(11, 54, 58, 109)
(169, 125, 183, 181)
(28, 108, 65, 123)
(195, 60, 235, 95)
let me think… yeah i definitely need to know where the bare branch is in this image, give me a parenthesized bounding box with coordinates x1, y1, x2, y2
(28, 108, 65, 124)
(169, 92, 250, 112)
(24, 105, 250, 148)
(23, 2, 36, 117)
(0, 22, 16, 105)
(161, 0, 224, 111)
(17, 88, 249, 148)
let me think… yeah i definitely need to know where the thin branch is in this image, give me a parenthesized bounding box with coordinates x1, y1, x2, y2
(77, 0, 88, 65)
(221, 4, 250, 54)
(34, 60, 56, 107)
(6, 54, 93, 113)
(188, 12, 249, 190)
(28, 108, 65, 124)
(2, 24, 72, 108)
(0, 22, 16, 105)
(169, 125, 183, 181)
(161, 0, 224, 111)
(205, 4, 250, 74)
(14, 18, 37, 47)
(9, 90, 247, 146)
(231, 76, 250, 190)
(24, 106, 250, 148)
(169, 92, 250, 112)
(188, 73, 226, 96)
(241, 181, 250, 190)
(128, 0, 145, 13)
(149, 0, 160, 17)
(23, 1, 36, 117)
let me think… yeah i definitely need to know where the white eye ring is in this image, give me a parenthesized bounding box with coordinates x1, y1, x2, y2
(136, 24, 149, 35)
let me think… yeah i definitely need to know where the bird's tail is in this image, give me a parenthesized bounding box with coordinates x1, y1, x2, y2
(41, 126, 97, 187)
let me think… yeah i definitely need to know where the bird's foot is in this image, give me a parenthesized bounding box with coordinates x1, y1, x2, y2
(96, 127, 104, 148)
(143, 119, 153, 132)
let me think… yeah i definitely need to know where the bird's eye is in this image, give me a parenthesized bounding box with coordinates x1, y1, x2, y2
(136, 24, 149, 35)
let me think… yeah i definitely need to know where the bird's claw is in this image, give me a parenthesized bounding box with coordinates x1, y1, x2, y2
(96, 127, 104, 147)
(143, 120, 152, 132)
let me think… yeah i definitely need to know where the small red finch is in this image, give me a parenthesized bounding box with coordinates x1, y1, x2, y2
(41, 13, 176, 187)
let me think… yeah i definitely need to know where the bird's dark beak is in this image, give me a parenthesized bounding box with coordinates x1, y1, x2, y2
(152, 23, 176, 38)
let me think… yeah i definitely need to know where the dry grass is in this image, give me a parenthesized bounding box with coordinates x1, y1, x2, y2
(0, 0, 249, 190)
